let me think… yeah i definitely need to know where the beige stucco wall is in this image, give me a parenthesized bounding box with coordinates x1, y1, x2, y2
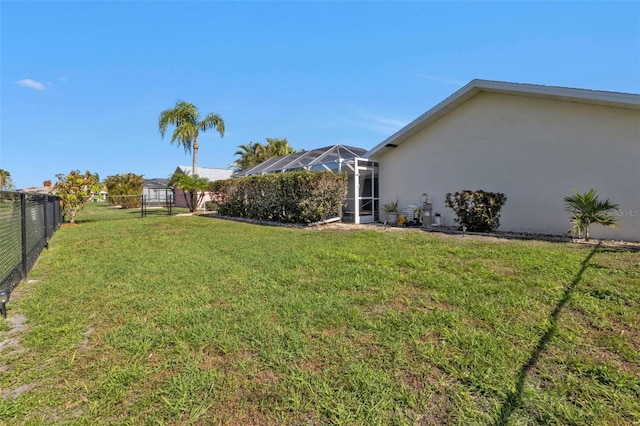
(377, 92, 640, 241)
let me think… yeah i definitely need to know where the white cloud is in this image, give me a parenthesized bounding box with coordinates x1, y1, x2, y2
(415, 74, 467, 87)
(58, 76, 68, 82)
(340, 104, 409, 135)
(16, 79, 46, 91)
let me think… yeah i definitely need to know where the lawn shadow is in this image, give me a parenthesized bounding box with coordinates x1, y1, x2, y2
(495, 243, 601, 425)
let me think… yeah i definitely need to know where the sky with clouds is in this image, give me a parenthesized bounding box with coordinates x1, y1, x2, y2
(1, 1, 638, 189)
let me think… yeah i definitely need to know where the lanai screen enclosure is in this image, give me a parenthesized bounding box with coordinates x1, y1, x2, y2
(234, 145, 379, 223)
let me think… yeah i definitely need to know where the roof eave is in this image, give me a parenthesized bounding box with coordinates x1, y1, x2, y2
(365, 79, 640, 158)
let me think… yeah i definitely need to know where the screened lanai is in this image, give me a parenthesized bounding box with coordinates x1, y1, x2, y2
(233, 145, 379, 224)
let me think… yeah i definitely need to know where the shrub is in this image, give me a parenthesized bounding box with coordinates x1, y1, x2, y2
(564, 189, 618, 241)
(445, 190, 507, 232)
(104, 173, 144, 208)
(53, 170, 101, 224)
(204, 201, 219, 212)
(209, 171, 347, 224)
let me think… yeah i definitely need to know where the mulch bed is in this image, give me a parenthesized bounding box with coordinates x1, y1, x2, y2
(199, 213, 640, 250)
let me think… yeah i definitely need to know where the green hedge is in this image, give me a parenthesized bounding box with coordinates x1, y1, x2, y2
(209, 171, 347, 224)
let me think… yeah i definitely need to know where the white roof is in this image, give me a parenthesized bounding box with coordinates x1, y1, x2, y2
(233, 145, 367, 177)
(366, 79, 640, 158)
(175, 165, 233, 181)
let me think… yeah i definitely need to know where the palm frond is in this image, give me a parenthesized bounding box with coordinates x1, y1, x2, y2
(564, 188, 619, 240)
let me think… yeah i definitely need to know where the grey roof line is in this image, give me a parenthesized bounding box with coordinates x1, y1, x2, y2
(366, 79, 640, 158)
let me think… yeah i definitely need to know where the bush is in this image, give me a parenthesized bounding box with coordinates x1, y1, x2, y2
(445, 190, 507, 232)
(204, 201, 219, 212)
(104, 173, 144, 208)
(209, 171, 347, 224)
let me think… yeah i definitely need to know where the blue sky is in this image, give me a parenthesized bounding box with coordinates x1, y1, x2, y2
(1, 1, 639, 189)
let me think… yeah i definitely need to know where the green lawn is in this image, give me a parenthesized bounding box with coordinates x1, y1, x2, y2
(0, 208, 638, 425)
(67, 201, 191, 223)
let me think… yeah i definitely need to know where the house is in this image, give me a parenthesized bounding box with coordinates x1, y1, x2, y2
(20, 186, 52, 194)
(143, 178, 171, 205)
(172, 165, 234, 210)
(366, 80, 640, 241)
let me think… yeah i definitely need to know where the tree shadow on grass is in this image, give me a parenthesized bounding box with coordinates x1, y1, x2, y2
(495, 243, 601, 425)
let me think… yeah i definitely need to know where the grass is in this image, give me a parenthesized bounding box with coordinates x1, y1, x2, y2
(69, 201, 191, 223)
(0, 203, 638, 424)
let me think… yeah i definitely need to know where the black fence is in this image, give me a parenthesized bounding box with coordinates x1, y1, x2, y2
(0, 191, 63, 294)
(142, 190, 175, 217)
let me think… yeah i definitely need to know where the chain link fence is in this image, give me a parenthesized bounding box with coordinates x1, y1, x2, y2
(0, 191, 62, 294)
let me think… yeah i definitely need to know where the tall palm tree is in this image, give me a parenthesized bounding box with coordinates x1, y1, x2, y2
(158, 100, 225, 176)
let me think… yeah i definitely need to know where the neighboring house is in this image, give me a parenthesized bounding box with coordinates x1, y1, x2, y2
(172, 165, 234, 209)
(143, 178, 171, 204)
(20, 186, 52, 194)
(366, 79, 640, 241)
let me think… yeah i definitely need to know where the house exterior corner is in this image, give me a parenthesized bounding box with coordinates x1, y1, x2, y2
(370, 86, 640, 241)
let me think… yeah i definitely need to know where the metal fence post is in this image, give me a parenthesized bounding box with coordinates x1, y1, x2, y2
(55, 196, 61, 229)
(43, 195, 49, 245)
(20, 193, 27, 279)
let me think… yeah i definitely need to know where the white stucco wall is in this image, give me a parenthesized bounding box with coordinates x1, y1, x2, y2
(376, 92, 640, 241)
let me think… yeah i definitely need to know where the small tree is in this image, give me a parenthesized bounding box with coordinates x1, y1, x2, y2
(564, 189, 619, 241)
(445, 190, 507, 232)
(0, 169, 15, 190)
(53, 170, 101, 224)
(169, 172, 209, 212)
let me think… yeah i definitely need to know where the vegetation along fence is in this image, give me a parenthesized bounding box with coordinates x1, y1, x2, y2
(0, 191, 63, 294)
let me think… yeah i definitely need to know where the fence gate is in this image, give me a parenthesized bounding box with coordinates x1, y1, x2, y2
(141, 189, 174, 217)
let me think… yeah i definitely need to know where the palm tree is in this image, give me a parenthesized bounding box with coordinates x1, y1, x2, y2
(264, 138, 295, 157)
(158, 100, 225, 176)
(0, 169, 14, 190)
(169, 172, 210, 212)
(564, 189, 619, 241)
(229, 141, 265, 171)
(229, 138, 296, 171)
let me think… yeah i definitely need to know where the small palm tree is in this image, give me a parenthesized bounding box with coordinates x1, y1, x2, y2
(564, 189, 619, 241)
(158, 100, 225, 176)
(169, 172, 210, 212)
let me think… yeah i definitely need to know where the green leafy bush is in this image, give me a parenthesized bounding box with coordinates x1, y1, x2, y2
(445, 190, 507, 232)
(53, 170, 101, 224)
(204, 201, 219, 212)
(104, 173, 144, 208)
(209, 171, 347, 224)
